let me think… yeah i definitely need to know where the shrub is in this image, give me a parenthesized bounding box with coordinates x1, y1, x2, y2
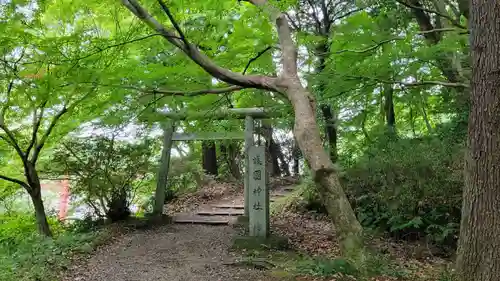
(294, 253, 407, 280)
(295, 257, 359, 277)
(166, 156, 205, 197)
(0, 213, 64, 248)
(343, 134, 463, 249)
(49, 135, 157, 221)
(0, 212, 106, 281)
(292, 129, 463, 250)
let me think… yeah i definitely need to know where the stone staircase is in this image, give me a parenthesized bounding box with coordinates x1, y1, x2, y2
(171, 186, 296, 225)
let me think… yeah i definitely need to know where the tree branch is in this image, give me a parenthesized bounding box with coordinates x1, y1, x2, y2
(276, 14, 299, 76)
(157, 0, 189, 47)
(67, 33, 165, 63)
(305, 0, 323, 32)
(8, 34, 165, 66)
(418, 27, 468, 35)
(332, 38, 404, 55)
(330, 28, 465, 58)
(0, 80, 22, 164)
(31, 106, 68, 163)
(242, 0, 298, 77)
(141, 85, 244, 96)
(26, 99, 49, 157)
(332, 8, 363, 22)
(31, 86, 97, 163)
(98, 83, 244, 97)
(0, 80, 14, 125)
(284, 12, 299, 31)
(242, 46, 273, 74)
(396, 0, 466, 30)
(121, 0, 278, 90)
(345, 75, 469, 88)
(0, 126, 26, 159)
(0, 174, 30, 190)
(319, 0, 331, 35)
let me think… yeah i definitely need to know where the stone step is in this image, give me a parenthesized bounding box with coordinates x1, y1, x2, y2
(212, 204, 245, 209)
(283, 187, 295, 192)
(197, 210, 244, 216)
(172, 215, 231, 225)
(272, 193, 287, 197)
(173, 219, 230, 225)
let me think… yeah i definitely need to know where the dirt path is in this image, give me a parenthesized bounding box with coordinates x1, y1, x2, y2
(63, 224, 273, 281)
(62, 182, 298, 281)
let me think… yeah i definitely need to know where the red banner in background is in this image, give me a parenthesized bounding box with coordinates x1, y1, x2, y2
(58, 176, 70, 221)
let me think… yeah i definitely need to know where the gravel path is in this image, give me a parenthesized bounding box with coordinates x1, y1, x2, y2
(63, 224, 272, 281)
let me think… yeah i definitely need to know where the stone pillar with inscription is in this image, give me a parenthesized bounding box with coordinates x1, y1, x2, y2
(248, 146, 269, 237)
(244, 116, 254, 217)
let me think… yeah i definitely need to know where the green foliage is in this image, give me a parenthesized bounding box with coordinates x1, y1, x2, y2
(295, 257, 359, 277)
(0, 213, 62, 247)
(293, 126, 464, 250)
(0, 0, 474, 276)
(343, 132, 463, 248)
(167, 154, 206, 195)
(294, 253, 407, 280)
(48, 134, 157, 221)
(438, 268, 457, 281)
(0, 212, 107, 281)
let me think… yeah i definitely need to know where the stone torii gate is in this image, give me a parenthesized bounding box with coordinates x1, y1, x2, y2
(153, 107, 283, 237)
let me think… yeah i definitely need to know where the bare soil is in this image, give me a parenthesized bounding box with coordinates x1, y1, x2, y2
(62, 224, 275, 281)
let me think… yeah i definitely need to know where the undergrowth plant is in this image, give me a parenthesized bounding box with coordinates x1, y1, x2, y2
(292, 129, 464, 252)
(0, 212, 109, 281)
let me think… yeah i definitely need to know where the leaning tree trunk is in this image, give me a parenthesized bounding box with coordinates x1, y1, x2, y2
(286, 80, 364, 262)
(456, 2, 500, 280)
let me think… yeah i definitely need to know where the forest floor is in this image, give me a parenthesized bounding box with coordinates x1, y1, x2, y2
(61, 177, 451, 281)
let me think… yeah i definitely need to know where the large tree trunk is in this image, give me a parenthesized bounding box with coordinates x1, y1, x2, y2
(29, 190, 52, 237)
(202, 141, 218, 175)
(456, 2, 500, 280)
(25, 164, 52, 237)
